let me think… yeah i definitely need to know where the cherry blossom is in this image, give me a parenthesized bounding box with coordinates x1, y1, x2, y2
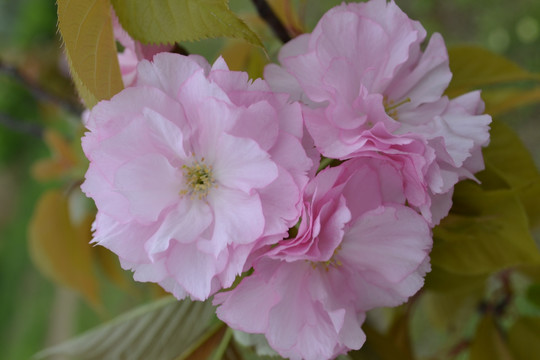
(215, 159, 432, 359)
(81, 53, 311, 300)
(265, 0, 491, 224)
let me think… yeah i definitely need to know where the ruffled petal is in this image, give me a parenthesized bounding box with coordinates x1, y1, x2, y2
(114, 153, 182, 223)
(208, 188, 265, 252)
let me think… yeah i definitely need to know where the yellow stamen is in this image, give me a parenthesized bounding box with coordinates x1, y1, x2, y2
(181, 158, 215, 200)
(384, 97, 411, 120)
(308, 244, 343, 272)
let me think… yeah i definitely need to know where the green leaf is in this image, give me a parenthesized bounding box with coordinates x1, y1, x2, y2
(57, 0, 124, 108)
(516, 264, 540, 284)
(410, 292, 479, 358)
(230, 331, 278, 360)
(386, 313, 413, 360)
(28, 190, 100, 308)
(209, 327, 233, 360)
(221, 40, 268, 79)
(34, 297, 221, 360)
(525, 283, 540, 309)
(507, 317, 540, 360)
(93, 245, 134, 292)
(349, 312, 413, 360)
(482, 87, 540, 116)
(110, 0, 262, 47)
(469, 315, 515, 360)
(348, 323, 406, 360)
(446, 46, 540, 97)
(182, 325, 229, 360)
(424, 265, 487, 292)
(481, 121, 540, 228)
(423, 289, 483, 331)
(483, 122, 540, 189)
(431, 183, 540, 275)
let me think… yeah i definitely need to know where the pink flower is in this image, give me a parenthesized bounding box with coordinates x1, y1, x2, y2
(81, 53, 311, 300)
(215, 159, 432, 359)
(265, 0, 491, 224)
(112, 11, 173, 87)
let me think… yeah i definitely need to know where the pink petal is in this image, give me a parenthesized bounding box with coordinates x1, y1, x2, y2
(165, 242, 227, 300)
(144, 199, 212, 257)
(342, 205, 431, 284)
(212, 134, 278, 193)
(208, 188, 265, 251)
(136, 53, 208, 99)
(114, 153, 181, 223)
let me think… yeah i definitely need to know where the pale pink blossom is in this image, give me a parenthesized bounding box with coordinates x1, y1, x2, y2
(265, 0, 491, 224)
(215, 159, 432, 359)
(112, 11, 173, 87)
(81, 53, 311, 300)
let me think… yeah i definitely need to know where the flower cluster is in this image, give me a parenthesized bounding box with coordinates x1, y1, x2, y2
(81, 1, 490, 359)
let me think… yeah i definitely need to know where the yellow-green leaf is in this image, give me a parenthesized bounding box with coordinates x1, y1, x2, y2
(483, 87, 540, 116)
(28, 190, 100, 308)
(111, 0, 262, 47)
(268, 0, 305, 35)
(481, 121, 540, 228)
(517, 264, 540, 283)
(507, 317, 540, 360)
(386, 312, 413, 360)
(221, 40, 268, 79)
(423, 289, 482, 331)
(424, 265, 487, 292)
(470, 315, 514, 360)
(31, 130, 79, 181)
(348, 323, 405, 360)
(57, 0, 124, 108)
(93, 245, 135, 292)
(526, 283, 540, 309)
(432, 183, 540, 275)
(446, 46, 540, 97)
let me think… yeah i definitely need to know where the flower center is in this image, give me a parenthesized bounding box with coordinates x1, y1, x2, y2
(384, 97, 411, 120)
(310, 245, 343, 272)
(181, 158, 216, 199)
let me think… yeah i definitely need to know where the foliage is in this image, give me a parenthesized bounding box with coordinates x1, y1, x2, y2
(28, 189, 100, 308)
(57, 0, 124, 108)
(1, 0, 539, 359)
(34, 297, 221, 360)
(111, 0, 262, 46)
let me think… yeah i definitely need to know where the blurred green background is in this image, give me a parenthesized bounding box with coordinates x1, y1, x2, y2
(0, 0, 539, 359)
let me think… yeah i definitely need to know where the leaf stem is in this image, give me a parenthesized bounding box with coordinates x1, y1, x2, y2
(251, 0, 292, 43)
(210, 326, 233, 360)
(175, 321, 226, 360)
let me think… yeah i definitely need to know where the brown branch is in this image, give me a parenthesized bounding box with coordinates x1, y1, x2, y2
(251, 0, 292, 43)
(0, 112, 43, 139)
(0, 60, 84, 115)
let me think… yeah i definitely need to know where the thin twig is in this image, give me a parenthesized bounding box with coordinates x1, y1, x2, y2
(251, 0, 292, 43)
(0, 112, 43, 139)
(0, 60, 83, 115)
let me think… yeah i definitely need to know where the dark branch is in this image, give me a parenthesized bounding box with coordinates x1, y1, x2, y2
(0, 112, 43, 139)
(0, 61, 84, 115)
(251, 0, 292, 43)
